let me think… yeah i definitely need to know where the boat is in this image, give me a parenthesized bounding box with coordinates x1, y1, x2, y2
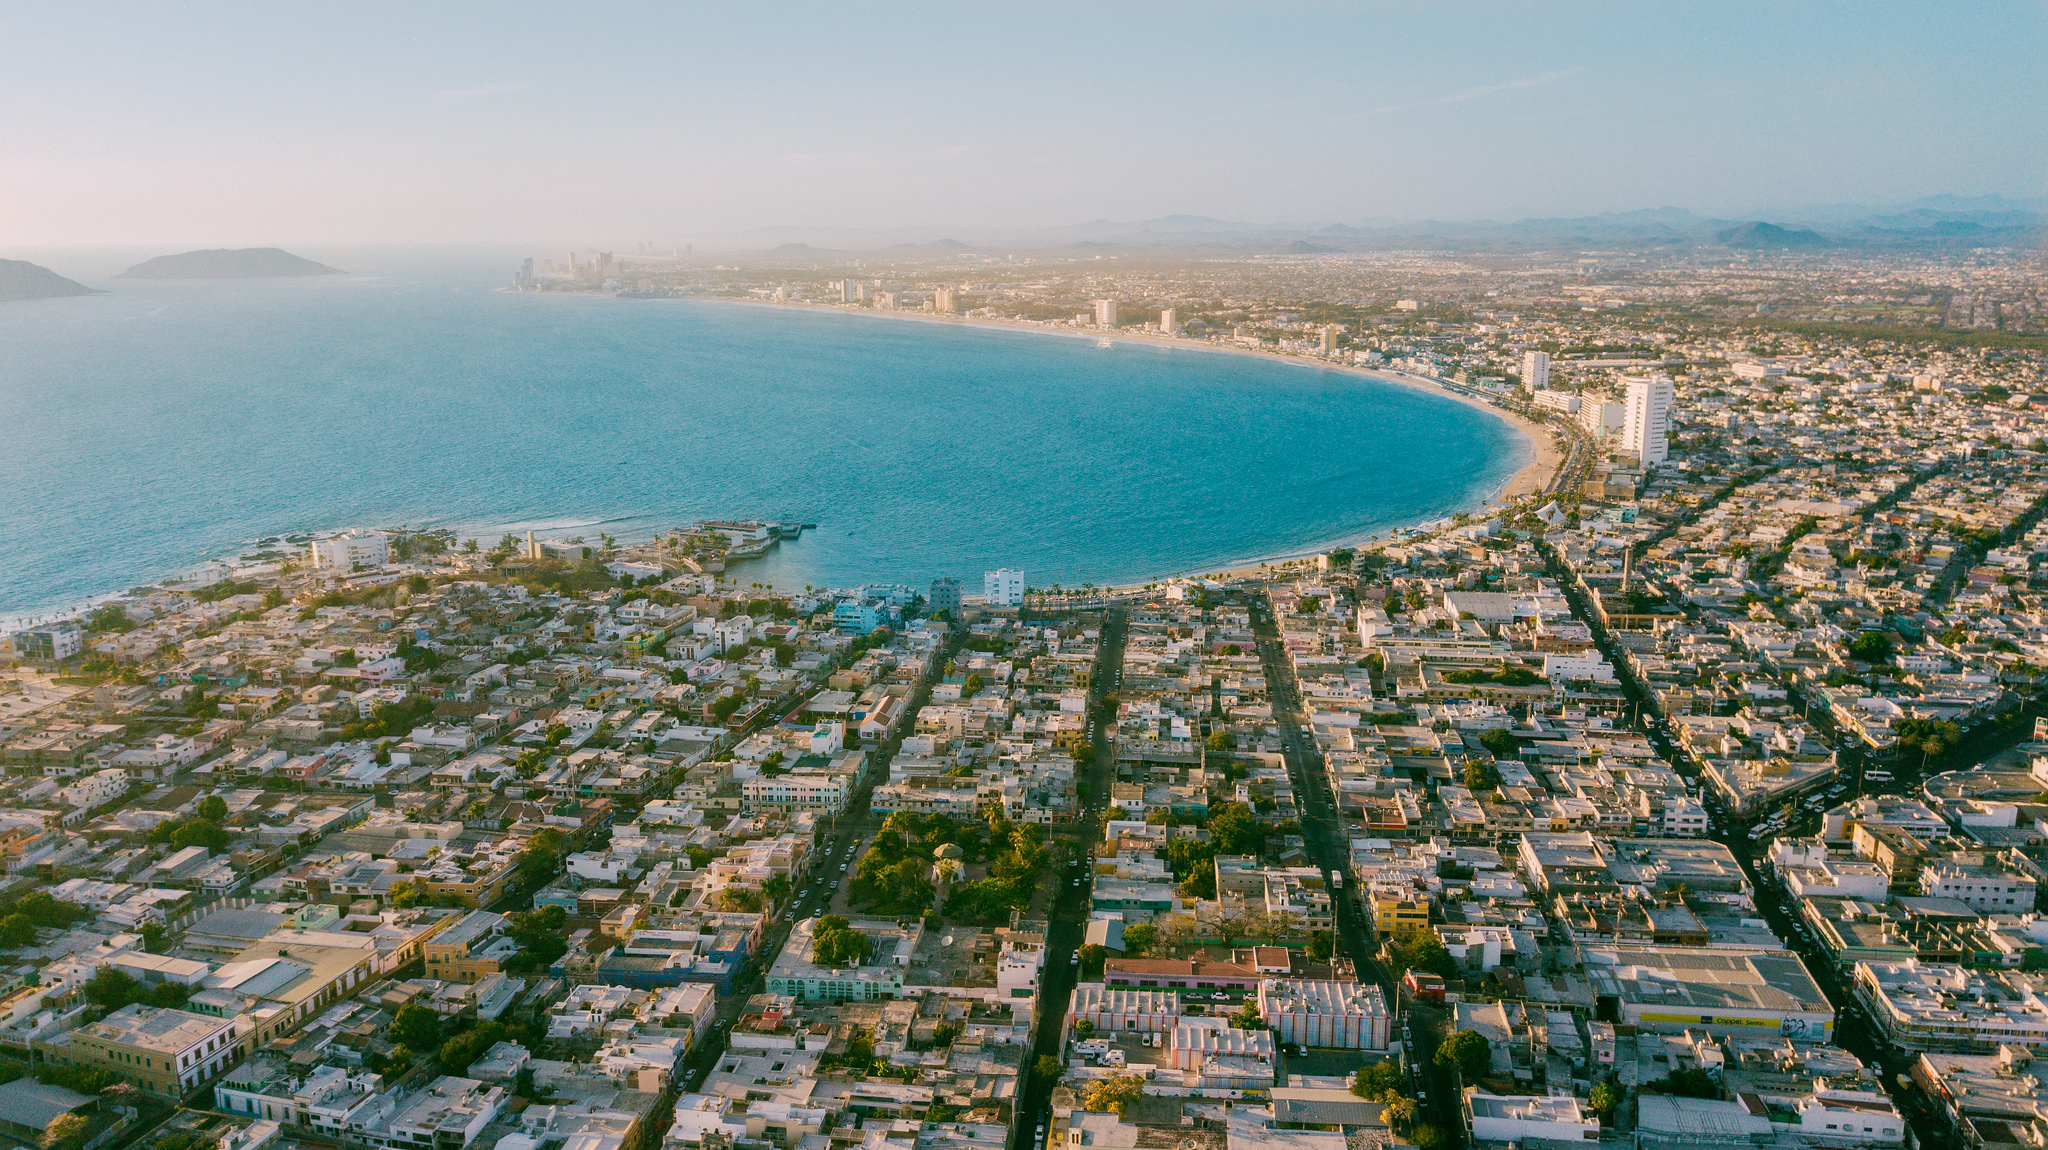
(1096, 337, 1113, 349)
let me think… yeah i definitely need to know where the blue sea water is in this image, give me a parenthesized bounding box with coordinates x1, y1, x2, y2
(0, 262, 1526, 619)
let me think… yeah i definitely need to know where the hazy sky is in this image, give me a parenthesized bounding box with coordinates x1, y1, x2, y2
(4, 2, 2044, 247)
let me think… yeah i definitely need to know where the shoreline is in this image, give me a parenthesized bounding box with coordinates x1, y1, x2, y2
(685, 295, 1560, 508)
(9, 295, 1560, 628)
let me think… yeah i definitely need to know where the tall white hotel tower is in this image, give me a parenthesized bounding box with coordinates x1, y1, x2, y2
(1622, 373, 1674, 466)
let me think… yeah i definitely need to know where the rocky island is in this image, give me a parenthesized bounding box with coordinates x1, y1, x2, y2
(119, 247, 342, 278)
(0, 258, 96, 302)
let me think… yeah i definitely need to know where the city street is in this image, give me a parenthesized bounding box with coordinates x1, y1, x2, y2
(1249, 593, 1388, 995)
(1012, 608, 1126, 1150)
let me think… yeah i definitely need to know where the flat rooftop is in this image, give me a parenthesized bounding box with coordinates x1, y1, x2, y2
(81, 1004, 230, 1053)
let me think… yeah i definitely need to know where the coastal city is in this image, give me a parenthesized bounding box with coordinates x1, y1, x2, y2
(5, 241, 2048, 1150)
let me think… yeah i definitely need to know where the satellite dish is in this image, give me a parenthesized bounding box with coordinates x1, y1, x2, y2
(943, 936, 955, 946)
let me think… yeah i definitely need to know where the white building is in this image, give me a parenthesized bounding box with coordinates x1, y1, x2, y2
(740, 771, 851, 817)
(1622, 373, 1675, 466)
(1465, 1091, 1598, 1145)
(309, 531, 390, 571)
(10, 623, 83, 661)
(1541, 652, 1614, 681)
(983, 569, 1024, 607)
(55, 768, 131, 812)
(1520, 350, 1550, 391)
(1578, 398, 1626, 440)
(1855, 960, 2048, 1052)
(1920, 861, 2038, 913)
(1663, 797, 1710, 838)
(1257, 978, 1390, 1050)
(1532, 388, 1579, 415)
(1092, 299, 1117, 328)
(933, 287, 957, 314)
(1159, 307, 1177, 334)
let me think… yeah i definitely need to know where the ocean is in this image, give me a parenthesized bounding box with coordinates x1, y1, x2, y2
(0, 259, 1527, 619)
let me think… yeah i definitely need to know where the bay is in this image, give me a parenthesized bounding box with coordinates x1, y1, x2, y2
(0, 263, 1526, 617)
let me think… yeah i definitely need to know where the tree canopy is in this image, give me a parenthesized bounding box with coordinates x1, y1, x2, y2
(813, 916, 871, 966)
(1435, 1028, 1491, 1082)
(1081, 1074, 1145, 1116)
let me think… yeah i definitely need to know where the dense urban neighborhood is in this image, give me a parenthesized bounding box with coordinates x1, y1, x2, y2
(11, 241, 2048, 1150)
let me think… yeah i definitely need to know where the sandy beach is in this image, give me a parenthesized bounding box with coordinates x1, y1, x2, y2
(594, 293, 1570, 594)
(712, 296, 1564, 507)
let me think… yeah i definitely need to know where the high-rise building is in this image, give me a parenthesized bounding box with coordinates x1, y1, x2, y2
(1520, 350, 1550, 392)
(839, 280, 857, 303)
(1321, 326, 1339, 355)
(983, 569, 1025, 607)
(934, 287, 957, 314)
(1622, 373, 1674, 466)
(1093, 299, 1118, 328)
(1159, 307, 1177, 335)
(928, 577, 962, 618)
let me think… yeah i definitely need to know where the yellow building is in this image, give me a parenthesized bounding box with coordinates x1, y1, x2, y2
(189, 929, 381, 1047)
(422, 859, 518, 909)
(60, 1004, 241, 1097)
(1371, 896, 1430, 934)
(422, 910, 519, 984)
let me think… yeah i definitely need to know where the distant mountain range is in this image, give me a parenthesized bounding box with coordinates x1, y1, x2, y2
(1715, 221, 1830, 249)
(720, 196, 2045, 259)
(120, 247, 342, 279)
(0, 259, 96, 303)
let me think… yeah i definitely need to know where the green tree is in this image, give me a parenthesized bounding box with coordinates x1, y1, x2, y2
(196, 795, 228, 823)
(1387, 929, 1457, 979)
(1351, 1060, 1404, 1101)
(1435, 1028, 1491, 1082)
(1035, 1055, 1066, 1084)
(439, 1021, 510, 1074)
(1307, 930, 1335, 963)
(86, 606, 135, 633)
(813, 917, 871, 966)
(140, 922, 169, 954)
(718, 887, 764, 912)
(1478, 729, 1516, 762)
(0, 915, 35, 948)
(1078, 944, 1107, 975)
(40, 1114, 89, 1150)
(12, 894, 88, 929)
(1121, 923, 1157, 957)
(1081, 1073, 1144, 1115)
(170, 817, 229, 852)
(1230, 1002, 1264, 1030)
(516, 828, 569, 887)
(1590, 1082, 1622, 1122)
(501, 905, 571, 974)
(1206, 729, 1237, 752)
(1848, 631, 1896, 664)
(1462, 761, 1502, 792)
(83, 967, 146, 1010)
(1207, 801, 1265, 856)
(393, 1003, 443, 1052)
(1381, 1097, 1420, 1134)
